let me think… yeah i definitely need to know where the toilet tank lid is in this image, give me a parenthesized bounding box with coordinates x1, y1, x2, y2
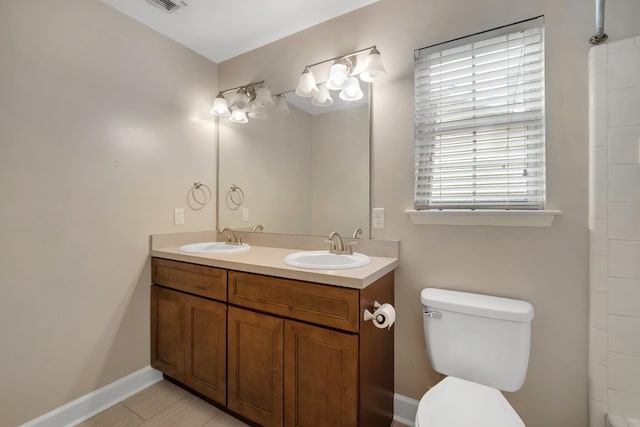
(421, 288, 534, 322)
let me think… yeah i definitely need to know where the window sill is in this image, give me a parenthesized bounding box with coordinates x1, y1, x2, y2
(405, 209, 562, 228)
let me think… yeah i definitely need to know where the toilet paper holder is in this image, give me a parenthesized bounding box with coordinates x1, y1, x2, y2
(363, 301, 395, 330)
(363, 301, 384, 323)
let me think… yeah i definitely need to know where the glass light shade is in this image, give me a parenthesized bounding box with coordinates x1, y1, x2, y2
(325, 62, 350, 90)
(274, 95, 290, 115)
(360, 47, 387, 82)
(210, 94, 230, 117)
(229, 109, 248, 123)
(311, 84, 334, 107)
(248, 103, 268, 119)
(229, 90, 250, 112)
(339, 77, 364, 101)
(254, 86, 274, 106)
(295, 68, 319, 97)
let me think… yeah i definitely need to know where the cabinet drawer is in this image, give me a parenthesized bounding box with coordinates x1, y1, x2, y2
(228, 271, 359, 332)
(152, 258, 227, 302)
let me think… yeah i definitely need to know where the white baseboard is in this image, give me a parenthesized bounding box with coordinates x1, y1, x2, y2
(20, 366, 163, 427)
(394, 393, 420, 426)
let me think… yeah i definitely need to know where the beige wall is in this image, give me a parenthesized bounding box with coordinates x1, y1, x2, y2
(219, 0, 640, 426)
(218, 105, 312, 234)
(0, 1, 217, 425)
(311, 106, 369, 237)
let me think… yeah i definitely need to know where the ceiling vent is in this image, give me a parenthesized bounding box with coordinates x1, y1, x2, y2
(144, 0, 187, 14)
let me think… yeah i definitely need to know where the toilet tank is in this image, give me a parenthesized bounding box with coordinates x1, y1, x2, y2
(421, 288, 534, 392)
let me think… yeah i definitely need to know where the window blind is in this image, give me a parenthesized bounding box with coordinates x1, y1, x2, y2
(414, 17, 546, 210)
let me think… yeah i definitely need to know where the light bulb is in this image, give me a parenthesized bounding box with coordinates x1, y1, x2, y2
(254, 86, 274, 106)
(210, 94, 230, 117)
(325, 62, 350, 90)
(229, 109, 248, 123)
(339, 77, 364, 101)
(360, 47, 387, 82)
(311, 84, 334, 107)
(229, 90, 250, 113)
(295, 67, 319, 97)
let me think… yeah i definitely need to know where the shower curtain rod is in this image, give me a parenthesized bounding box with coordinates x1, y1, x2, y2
(589, 0, 608, 44)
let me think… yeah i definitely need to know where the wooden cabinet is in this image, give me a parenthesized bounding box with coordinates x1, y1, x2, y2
(284, 320, 358, 427)
(151, 257, 394, 427)
(150, 259, 227, 406)
(150, 284, 185, 380)
(228, 306, 284, 427)
(183, 292, 227, 404)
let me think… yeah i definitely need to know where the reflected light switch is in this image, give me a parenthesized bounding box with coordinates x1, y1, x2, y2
(372, 208, 385, 229)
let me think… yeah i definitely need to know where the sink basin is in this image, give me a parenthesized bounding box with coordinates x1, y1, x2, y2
(178, 242, 250, 254)
(283, 250, 370, 270)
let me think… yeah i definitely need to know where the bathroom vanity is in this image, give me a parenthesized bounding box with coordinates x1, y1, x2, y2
(150, 236, 398, 427)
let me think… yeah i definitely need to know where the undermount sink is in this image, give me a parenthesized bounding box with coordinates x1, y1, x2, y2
(284, 250, 371, 270)
(178, 242, 250, 254)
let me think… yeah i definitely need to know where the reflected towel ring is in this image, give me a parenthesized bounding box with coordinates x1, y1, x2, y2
(225, 184, 245, 210)
(188, 180, 212, 210)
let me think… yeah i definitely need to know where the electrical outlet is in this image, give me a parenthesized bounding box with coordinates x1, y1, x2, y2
(242, 208, 249, 222)
(174, 208, 184, 225)
(372, 208, 385, 229)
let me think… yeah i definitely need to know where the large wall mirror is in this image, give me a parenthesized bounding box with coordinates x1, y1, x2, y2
(218, 85, 370, 238)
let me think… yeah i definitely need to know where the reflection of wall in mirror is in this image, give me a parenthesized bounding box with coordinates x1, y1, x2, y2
(219, 104, 312, 234)
(311, 105, 369, 237)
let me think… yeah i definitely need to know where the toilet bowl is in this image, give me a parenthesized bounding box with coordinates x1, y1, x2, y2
(418, 288, 534, 426)
(415, 377, 524, 427)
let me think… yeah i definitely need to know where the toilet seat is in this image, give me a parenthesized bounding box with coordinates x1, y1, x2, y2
(415, 377, 525, 427)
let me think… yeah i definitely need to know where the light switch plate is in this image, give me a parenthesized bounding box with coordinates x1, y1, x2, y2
(174, 208, 184, 225)
(242, 208, 249, 222)
(372, 208, 385, 229)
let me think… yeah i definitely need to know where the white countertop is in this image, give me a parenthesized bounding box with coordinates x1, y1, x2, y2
(151, 245, 398, 289)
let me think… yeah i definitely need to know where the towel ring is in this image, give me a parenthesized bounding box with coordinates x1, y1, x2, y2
(188, 180, 212, 210)
(225, 185, 245, 210)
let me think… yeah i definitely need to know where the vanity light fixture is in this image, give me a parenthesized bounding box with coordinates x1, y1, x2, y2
(311, 84, 334, 107)
(295, 45, 386, 107)
(229, 109, 248, 124)
(339, 77, 364, 101)
(210, 81, 286, 124)
(295, 67, 319, 97)
(210, 93, 231, 117)
(274, 94, 290, 115)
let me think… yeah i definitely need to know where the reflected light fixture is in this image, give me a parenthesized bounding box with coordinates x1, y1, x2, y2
(229, 89, 250, 113)
(229, 109, 248, 123)
(311, 84, 334, 107)
(295, 45, 385, 108)
(211, 81, 281, 124)
(274, 94, 290, 115)
(339, 77, 364, 101)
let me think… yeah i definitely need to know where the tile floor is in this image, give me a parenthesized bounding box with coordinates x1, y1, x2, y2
(77, 380, 410, 427)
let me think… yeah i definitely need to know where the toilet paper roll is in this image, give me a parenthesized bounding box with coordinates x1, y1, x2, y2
(372, 303, 396, 329)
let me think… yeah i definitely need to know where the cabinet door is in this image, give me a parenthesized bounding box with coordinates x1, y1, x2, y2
(150, 285, 185, 381)
(228, 306, 284, 427)
(284, 320, 358, 427)
(183, 293, 227, 405)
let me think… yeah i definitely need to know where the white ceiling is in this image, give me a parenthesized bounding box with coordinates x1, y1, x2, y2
(102, 0, 380, 63)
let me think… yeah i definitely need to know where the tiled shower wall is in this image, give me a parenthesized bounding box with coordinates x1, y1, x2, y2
(589, 36, 640, 426)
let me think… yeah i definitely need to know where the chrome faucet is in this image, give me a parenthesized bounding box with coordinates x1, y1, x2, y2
(220, 227, 243, 246)
(326, 231, 357, 255)
(251, 224, 264, 232)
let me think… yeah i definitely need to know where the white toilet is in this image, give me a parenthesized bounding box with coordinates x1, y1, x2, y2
(416, 288, 535, 427)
